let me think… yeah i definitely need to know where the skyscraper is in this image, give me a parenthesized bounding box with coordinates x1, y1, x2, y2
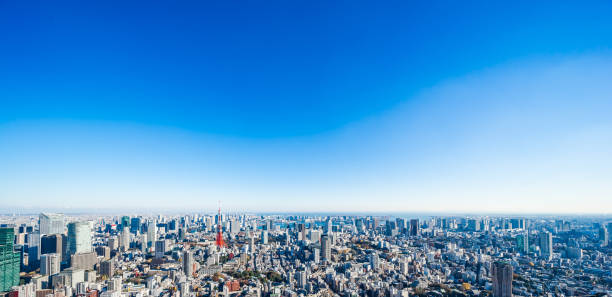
(183, 250, 193, 277)
(67, 221, 92, 255)
(155, 240, 166, 259)
(147, 221, 157, 248)
(121, 216, 130, 230)
(516, 233, 529, 254)
(41, 234, 64, 261)
(369, 253, 380, 271)
(492, 261, 513, 297)
(599, 226, 608, 247)
(130, 217, 141, 235)
(261, 231, 268, 245)
(296, 271, 307, 289)
(297, 223, 306, 241)
(0, 227, 20, 291)
(39, 213, 65, 235)
(120, 227, 130, 252)
(539, 231, 553, 260)
(321, 234, 331, 263)
(409, 219, 419, 236)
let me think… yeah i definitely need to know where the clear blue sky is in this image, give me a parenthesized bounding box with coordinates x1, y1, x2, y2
(1, 1, 611, 213)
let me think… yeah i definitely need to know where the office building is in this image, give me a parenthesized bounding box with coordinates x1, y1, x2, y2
(70, 251, 97, 270)
(95, 246, 111, 260)
(155, 240, 167, 259)
(40, 253, 61, 276)
(492, 261, 513, 297)
(183, 250, 193, 277)
(39, 213, 65, 235)
(120, 227, 130, 252)
(100, 260, 113, 279)
(41, 234, 64, 261)
(0, 228, 20, 291)
(120, 216, 130, 230)
(67, 222, 92, 255)
(539, 231, 553, 260)
(130, 217, 141, 235)
(516, 233, 529, 254)
(261, 231, 268, 245)
(409, 219, 419, 236)
(147, 221, 157, 247)
(321, 234, 331, 262)
(370, 253, 380, 271)
(599, 226, 608, 246)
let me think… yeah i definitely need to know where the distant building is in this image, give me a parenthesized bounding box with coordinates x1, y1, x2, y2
(39, 213, 65, 235)
(67, 222, 92, 255)
(155, 240, 167, 259)
(599, 226, 608, 247)
(120, 216, 130, 230)
(369, 253, 380, 271)
(147, 221, 157, 248)
(492, 261, 513, 297)
(108, 236, 118, 251)
(41, 234, 64, 261)
(516, 233, 528, 254)
(100, 260, 114, 279)
(183, 250, 193, 277)
(409, 219, 419, 236)
(130, 217, 141, 235)
(120, 227, 130, 252)
(40, 253, 61, 276)
(70, 251, 97, 270)
(95, 246, 111, 260)
(321, 235, 331, 262)
(295, 271, 307, 289)
(539, 231, 553, 260)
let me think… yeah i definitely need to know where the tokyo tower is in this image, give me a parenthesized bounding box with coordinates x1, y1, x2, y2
(215, 201, 225, 247)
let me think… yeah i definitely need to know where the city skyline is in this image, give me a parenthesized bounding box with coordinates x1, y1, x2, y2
(2, 2, 612, 214)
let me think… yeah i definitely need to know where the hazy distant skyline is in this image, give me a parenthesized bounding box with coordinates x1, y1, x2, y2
(1, 1, 611, 213)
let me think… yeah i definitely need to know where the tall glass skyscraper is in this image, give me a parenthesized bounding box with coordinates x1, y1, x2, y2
(39, 213, 65, 235)
(67, 222, 92, 255)
(0, 228, 20, 291)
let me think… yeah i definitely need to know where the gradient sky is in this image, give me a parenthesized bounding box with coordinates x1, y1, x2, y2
(1, 1, 611, 213)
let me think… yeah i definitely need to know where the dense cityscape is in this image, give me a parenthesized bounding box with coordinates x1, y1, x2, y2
(3, 1, 612, 297)
(0, 210, 610, 297)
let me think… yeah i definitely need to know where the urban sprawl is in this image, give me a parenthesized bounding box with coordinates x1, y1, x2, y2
(1, 211, 611, 297)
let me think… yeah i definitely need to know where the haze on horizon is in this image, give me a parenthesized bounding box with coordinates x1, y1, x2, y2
(1, 1, 611, 214)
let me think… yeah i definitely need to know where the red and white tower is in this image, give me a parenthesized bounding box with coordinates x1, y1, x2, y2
(215, 201, 225, 248)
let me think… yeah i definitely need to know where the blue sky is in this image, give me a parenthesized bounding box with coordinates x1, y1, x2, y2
(1, 1, 611, 213)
